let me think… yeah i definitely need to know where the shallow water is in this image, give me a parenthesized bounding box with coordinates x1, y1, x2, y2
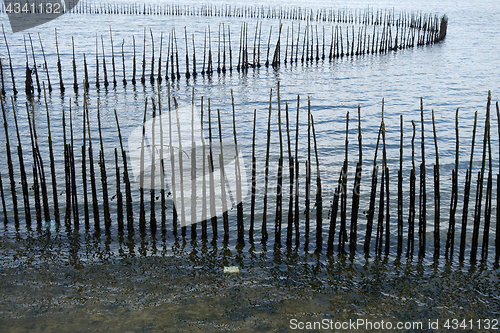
(1, 0, 500, 331)
(1, 227, 499, 332)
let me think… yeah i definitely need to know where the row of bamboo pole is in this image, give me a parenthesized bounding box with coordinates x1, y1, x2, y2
(0, 82, 498, 264)
(0, 13, 447, 96)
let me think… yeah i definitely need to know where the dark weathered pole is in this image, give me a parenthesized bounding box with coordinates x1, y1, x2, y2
(11, 97, 31, 227)
(0, 97, 18, 226)
(95, 34, 100, 88)
(85, 100, 100, 232)
(101, 35, 109, 87)
(139, 98, 147, 234)
(121, 40, 127, 85)
(311, 114, 322, 251)
(294, 95, 300, 245)
(38, 33, 51, 92)
(110, 27, 117, 86)
(231, 90, 244, 242)
(275, 83, 283, 245)
(81, 94, 89, 229)
(250, 108, 256, 241)
(262, 88, 272, 241)
(349, 105, 362, 253)
(364, 124, 382, 254)
(150, 29, 155, 84)
(97, 100, 112, 230)
(418, 98, 427, 258)
(2, 24, 17, 95)
(459, 111, 477, 262)
(115, 109, 134, 233)
(43, 83, 59, 225)
(150, 97, 157, 235)
(397, 115, 403, 255)
(471, 92, 491, 263)
(115, 148, 124, 233)
(432, 109, 441, 258)
(132, 35, 137, 85)
(28, 34, 41, 94)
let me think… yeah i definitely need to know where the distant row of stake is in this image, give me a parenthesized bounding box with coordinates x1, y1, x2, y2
(0, 1, 446, 26)
(1, 83, 499, 265)
(0, 12, 447, 95)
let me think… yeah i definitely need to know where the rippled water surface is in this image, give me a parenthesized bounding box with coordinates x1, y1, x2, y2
(1, 0, 500, 331)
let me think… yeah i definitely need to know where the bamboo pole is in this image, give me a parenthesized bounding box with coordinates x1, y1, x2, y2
(275, 83, 283, 245)
(150, 97, 157, 235)
(432, 109, 441, 258)
(217, 109, 228, 240)
(0, 98, 19, 226)
(97, 100, 111, 230)
(110, 27, 117, 86)
(397, 115, 403, 255)
(11, 97, 31, 227)
(250, 108, 256, 241)
(114, 109, 134, 233)
(115, 148, 124, 233)
(2, 24, 17, 95)
(207, 98, 216, 238)
(418, 98, 427, 258)
(81, 96, 89, 228)
(231, 90, 244, 242)
(38, 33, 51, 92)
(69, 99, 79, 229)
(139, 98, 147, 234)
(85, 99, 100, 232)
(471, 92, 491, 263)
(262, 88, 272, 241)
(459, 111, 477, 262)
(349, 105, 362, 253)
(311, 114, 322, 251)
(364, 123, 382, 254)
(43, 83, 59, 226)
(28, 34, 41, 94)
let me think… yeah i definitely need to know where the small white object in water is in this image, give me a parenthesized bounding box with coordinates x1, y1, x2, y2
(223, 266, 239, 273)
